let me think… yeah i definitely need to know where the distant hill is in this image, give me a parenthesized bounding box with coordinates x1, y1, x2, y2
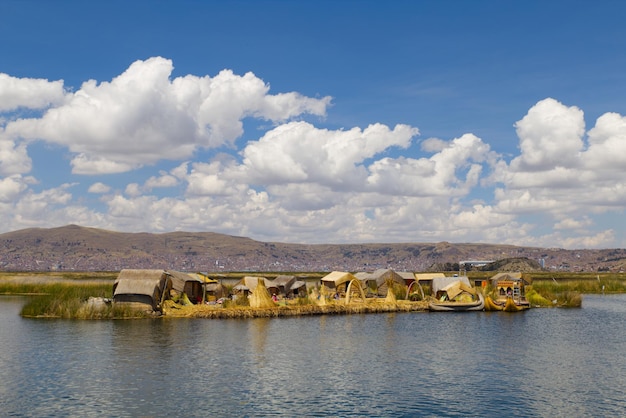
(0, 224, 625, 273)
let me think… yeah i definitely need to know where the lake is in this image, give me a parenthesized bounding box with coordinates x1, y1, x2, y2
(1, 294, 625, 417)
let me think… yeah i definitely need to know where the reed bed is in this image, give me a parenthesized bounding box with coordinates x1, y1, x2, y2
(163, 298, 428, 318)
(14, 282, 153, 319)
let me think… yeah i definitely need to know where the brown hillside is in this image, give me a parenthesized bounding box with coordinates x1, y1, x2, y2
(0, 225, 624, 272)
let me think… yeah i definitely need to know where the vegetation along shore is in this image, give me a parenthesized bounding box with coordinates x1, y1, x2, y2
(2, 271, 625, 319)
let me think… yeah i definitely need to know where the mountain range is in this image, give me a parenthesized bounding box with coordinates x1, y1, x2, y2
(0, 224, 624, 273)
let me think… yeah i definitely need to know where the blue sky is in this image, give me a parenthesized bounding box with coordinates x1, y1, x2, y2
(1, 0, 626, 248)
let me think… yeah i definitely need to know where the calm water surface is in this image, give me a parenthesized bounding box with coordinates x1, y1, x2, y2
(1, 294, 625, 417)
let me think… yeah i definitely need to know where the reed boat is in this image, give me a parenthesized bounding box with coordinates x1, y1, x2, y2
(484, 295, 503, 311)
(427, 276, 485, 312)
(486, 272, 531, 312)
(484, 295, 530, 312)
(429, 292, 484, 312)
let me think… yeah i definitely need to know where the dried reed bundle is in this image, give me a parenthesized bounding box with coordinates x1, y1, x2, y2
(249, 278, 276, 308)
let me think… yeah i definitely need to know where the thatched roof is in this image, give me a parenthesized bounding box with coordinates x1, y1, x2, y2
(370, 269, 406, 286)
(291, 280, 306, 290)
(194, 272, 218, 284)
(321, 271, 357, 287)
(396, 271, 415, 282)
(113, 269, 169, 296)
(415, 272, 446, 282)
(238, 276, 270, 291)
(167, 270, 202, 292)
(273, 275, 295, 288)
(113, 269, 172, 310)
(431, 276, 471, 294)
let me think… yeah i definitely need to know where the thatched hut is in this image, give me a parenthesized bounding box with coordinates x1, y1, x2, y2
(431, 276, 475, 301)
(113, 269, 172, 311)
(320, 271, 357, 295)
(489, 272, 529, 300)
(369, 269, 407, 297)
(234, 276, 270, 297)
(413, 273, 446, 297)
(290, 280, 307, 297)
(167, 270, 204, 303)
(194, 272, 228, 302)
(270, 275, 305, 298)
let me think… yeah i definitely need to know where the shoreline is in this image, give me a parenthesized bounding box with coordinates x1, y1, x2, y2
(162, 300, 429, 319)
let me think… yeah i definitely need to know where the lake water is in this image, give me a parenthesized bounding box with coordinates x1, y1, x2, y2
(1, 294, 626, 417)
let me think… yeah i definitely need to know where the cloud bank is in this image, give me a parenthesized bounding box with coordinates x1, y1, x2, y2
(1, 58, 625, 249)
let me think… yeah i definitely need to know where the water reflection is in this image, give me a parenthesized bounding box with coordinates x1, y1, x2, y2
(2, 295, 626, 416)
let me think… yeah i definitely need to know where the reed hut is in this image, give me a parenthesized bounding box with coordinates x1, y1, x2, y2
(271, 275, 304, 298)
(190, 272, 225, 302)
(113, 269, 172, 311)
(369, 269, 407, 297)
(320, 271, 357, 296)
(431, 276, 475, 301)
(167, 270, 204, 303)
(413, 273, 446, 297)
(489, 272, 529, 299)
(290, 280, 306, 297)
(234, 276, 271, 297)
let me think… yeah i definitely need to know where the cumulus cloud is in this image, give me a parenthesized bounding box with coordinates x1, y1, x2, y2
(0, 73, 66, 111)
(242, 121, 418, 190)
(1, 59, 625, 251)
(4, 57, 331, 175)
(87, 182, 111, 194)
(0, 175, 30, 203)
(0, 136, 31, 175)
(511, 98, 585, 172)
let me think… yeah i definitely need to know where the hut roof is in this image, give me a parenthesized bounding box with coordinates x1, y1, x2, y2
(113, 269, 170, 299)
(396, 271, 415, 281)
(167, 270, 203, 292)
(321, 271, 357, 286)
(431, 276, 472, 294)
(415, 272, 446, 282)
(194, 272, 218, 284)
(291, 280, 306, 289)
(490, 272, 522, 280)
(370, 269, 406, 286)
(240, 276, 270, 290)
(273, 275, 296, 288)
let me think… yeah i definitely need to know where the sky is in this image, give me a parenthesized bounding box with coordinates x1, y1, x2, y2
(1, 0, 626, 249)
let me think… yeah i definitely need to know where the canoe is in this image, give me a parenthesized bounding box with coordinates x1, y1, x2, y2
(484, 295, 504, 311)
(503, 296, 530, 312)
(428, 292, 485, 312)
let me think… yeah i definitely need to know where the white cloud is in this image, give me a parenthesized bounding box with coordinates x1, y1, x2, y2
(0, 175, 29, 203)
(87, 182, 111, 194)
(0, 73, 65, 111)
(242, 121, 418, 190)
(367, 134, 495, 196)
(1, 62, 625, 251)
(125, 183, 142, 198)
(0, 136, 31, 175)
(4, 57, 332, 175)
(144, 171, 179, 190)
(511, 98, 585, 172)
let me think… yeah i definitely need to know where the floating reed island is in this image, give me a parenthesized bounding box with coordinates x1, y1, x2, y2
(4, 269, 605, 319)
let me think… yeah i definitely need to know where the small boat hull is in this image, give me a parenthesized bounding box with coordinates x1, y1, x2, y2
(484, 295, 503, 311)
(503, 296, 530, 312)
(428, 293, 485, 312)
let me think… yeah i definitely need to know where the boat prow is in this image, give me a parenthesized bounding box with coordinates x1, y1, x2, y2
(484, 295, 503, 311)
(503, 296, 530, 312)
(428, 292, 485, 312)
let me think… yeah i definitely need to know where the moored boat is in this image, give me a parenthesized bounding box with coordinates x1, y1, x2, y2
(487, 272, 531, 312)
(427, 276, 485, 312)
(484, 295, 503, 311)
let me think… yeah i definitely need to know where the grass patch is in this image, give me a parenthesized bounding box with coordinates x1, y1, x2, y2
(17, 282, 152, 319)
